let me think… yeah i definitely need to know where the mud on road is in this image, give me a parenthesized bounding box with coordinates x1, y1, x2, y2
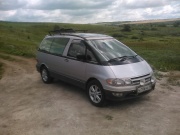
(0, 55, 180, 135)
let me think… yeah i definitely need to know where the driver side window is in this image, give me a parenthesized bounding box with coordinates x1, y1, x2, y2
(67, 40, 85, 58)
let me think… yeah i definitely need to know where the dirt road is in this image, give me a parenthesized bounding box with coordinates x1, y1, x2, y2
(0, 55, 180, 135)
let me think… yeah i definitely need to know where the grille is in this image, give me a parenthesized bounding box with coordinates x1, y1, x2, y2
(131, 74, 151, 85)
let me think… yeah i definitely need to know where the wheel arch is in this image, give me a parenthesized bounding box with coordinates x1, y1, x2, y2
(40, 63, 49, 72)
(86, 77, 102, 89)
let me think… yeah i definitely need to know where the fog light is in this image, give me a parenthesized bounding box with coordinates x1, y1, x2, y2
(112, 92, 123, 97)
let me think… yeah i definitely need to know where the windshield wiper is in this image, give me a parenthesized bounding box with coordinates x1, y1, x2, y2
(108, 55, 137, 62)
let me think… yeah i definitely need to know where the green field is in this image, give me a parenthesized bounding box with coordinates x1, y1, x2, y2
(0, 21, 180, 71)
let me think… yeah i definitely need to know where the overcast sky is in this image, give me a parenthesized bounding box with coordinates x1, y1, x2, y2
(0, 0, 179, 23)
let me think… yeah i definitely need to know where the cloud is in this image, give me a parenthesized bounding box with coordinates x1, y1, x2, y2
(0, 0, 26, 11)
(0, 0, 179, 23)
(26, 0, 114, 10)
(117, 0, 167, 9)
(62, 9, 97, 16)
(0, 9, 69, 22)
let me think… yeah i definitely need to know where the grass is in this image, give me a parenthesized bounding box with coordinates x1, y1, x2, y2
(124, 39, 180, 71)
(105, 115, 113, 120)
(0, 21, 180, 71)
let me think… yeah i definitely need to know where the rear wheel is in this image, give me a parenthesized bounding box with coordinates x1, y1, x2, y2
(87, 80, 106, 107)
(40, 67, 53, 84)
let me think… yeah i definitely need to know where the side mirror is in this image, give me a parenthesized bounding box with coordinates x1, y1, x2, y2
(76, 54, 86, 61)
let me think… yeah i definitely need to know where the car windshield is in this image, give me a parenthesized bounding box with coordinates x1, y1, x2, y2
(89, 38, 136, 61)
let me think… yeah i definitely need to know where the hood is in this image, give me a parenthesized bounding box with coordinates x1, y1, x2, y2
(109, 60, 152, 78)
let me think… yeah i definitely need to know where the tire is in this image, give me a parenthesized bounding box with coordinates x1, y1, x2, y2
(40, 67, 53, 84)
(87, 80, 106, 107)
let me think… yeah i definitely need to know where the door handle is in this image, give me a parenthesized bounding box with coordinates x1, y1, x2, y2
(64, 58, 69, 62)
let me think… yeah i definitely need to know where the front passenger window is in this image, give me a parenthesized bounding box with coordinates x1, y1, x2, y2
(67, 41, 85, 58)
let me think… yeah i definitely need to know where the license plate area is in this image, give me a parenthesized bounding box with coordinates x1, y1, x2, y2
(137, 84, 152, 94)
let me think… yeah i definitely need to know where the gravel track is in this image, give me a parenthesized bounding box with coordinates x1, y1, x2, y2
(0, 55, 179, 135)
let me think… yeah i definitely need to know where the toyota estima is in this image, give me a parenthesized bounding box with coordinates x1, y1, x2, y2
(36, 29, 156, 107)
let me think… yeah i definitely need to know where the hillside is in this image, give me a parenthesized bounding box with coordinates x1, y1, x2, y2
(96, 18, 180, 25)
(0, 20, 180, 71)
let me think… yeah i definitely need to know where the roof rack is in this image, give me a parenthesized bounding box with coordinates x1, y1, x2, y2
(48, 28, 88, 40)
(49, 28, 88, 35)
(49, 28, 75, 35)
(76, 30, 88, 33)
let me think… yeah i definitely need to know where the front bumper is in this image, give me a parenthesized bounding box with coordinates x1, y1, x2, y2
(104, 83, 155, 101)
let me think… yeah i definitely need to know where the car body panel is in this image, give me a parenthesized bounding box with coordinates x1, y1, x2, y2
(62, 58, 87, 82)
(109, 60, 152, 78)
(85, 63, 116, 84)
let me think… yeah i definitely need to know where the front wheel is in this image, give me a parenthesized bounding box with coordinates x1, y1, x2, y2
(40, 67, 53, 84)
(87, 80, 106, 107)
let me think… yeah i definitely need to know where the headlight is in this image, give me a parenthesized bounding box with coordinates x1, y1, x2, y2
(106, 78, 131, 86)
(106, 78, 125, 86)
(151, 73, 156, 83)
(124, 79, 132, 85)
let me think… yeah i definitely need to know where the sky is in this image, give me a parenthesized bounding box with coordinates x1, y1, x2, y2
(0, 0, 180, 23)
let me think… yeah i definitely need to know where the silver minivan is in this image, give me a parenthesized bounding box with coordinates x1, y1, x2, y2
(36, 29, 156, 107)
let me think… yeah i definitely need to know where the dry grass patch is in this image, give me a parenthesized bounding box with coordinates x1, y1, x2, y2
(0, 54, 16, 61)
(0, 62, 4, 79)
(166, 71, 180, 86)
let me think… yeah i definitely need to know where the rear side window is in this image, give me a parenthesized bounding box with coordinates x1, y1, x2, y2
(39, 38, 53, 52)
(50, 38, 69, 55)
